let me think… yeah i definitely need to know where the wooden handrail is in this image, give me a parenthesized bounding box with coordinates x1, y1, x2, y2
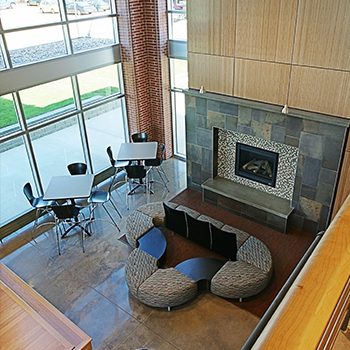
(0, 262, 92, 350)
(250, 194, 350, 350)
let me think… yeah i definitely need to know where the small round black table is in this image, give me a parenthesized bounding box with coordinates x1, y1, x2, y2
(137, 227, 167, 260)
(174, 257, 226, 282)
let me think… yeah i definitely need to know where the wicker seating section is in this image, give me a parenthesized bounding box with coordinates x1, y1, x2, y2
(124, 202, 273, 309)
(125, 248, 197, 309)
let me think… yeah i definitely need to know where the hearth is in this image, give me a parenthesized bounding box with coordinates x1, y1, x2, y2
(235, 143, 279, 187)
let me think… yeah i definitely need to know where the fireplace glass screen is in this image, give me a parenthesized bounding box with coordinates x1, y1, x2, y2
(235, 143, 279, 187)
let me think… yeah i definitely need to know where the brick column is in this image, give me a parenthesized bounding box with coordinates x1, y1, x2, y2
(117, 0, 173, 158)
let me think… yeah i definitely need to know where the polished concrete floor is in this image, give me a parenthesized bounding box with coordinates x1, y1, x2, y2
(0, 157, 260, 350)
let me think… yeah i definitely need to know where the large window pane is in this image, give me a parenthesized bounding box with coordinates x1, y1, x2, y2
(88, 0, 111, 16)
(85, 98, 126, 172)
(170, 58, 188, 89)
(0, 94, 20, 135)
(19, 78, 75, 126)
(0, 50, 6, 70)
(69, 17, 115, 53)
(0, 2, 61, 29)
(6, 26, 67, 66)
(0, 137, 34, 225)
(172, 91, 186, 157)
(30, 116, 86, 189)
(78, 65, 120, 106)
(168, 12, 187, 40)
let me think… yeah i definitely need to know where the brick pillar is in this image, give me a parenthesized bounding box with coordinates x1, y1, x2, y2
(117, 0, 173, 158)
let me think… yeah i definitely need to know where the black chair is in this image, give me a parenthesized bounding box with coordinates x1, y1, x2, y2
(210, 224, 237, 261)
(67, 162, 87, 175)
(23, 182, 56, 237)
(131, 132, 148, 143)
(186, 213, 211, 250)
(51, 204, 87, 254)
(106, 146, 129, 171)
(67, 162, 90, 208)
(145, 143, 169, 191)
(88, 175, 122, 231)
(125, 165, 151, 209)
(163, 202, 187, 238)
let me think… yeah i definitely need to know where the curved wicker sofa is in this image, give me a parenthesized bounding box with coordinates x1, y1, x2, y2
(124, 202, 273, 309)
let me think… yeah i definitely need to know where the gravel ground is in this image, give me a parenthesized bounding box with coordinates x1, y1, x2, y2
(0, 37, 114, 69)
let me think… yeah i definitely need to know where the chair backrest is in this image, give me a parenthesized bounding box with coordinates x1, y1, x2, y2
(106, 146, 115, 167)
(159, 143, 166, 163)
(108, 169, 126, 193)
(23, 182, 35, 206)
(160, 143, 166, 158)
(125, 165, 147, 179)
(67, 162, 87, 175)
(210, 224, 237, 260)
(186, 213, 211, 249)
(51, 204, 77, 220)
(131, 132, 148, 143)
(163, 202, 187, 237)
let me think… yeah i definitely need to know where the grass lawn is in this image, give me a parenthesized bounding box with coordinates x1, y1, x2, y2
(0, 87, 119, 129)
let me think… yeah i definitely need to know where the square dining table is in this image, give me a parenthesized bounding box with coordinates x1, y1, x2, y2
(43, 174, 94, 237)
(117, 141, 158, 161)
(43, 174, 94, 203)
(117, 141, 157, 194)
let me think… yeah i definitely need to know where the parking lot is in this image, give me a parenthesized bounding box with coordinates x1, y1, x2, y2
(1, 2, 112, 50)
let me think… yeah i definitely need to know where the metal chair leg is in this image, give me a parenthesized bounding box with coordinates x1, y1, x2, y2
(110, 197, 122, 218)
(102, 204, 120, 231)
(55, 220, 61, 255)
(156, 168, 170, 191)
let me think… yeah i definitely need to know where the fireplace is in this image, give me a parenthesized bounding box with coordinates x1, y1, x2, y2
(235, 143, 279, 187)
(184, 89, 349, 234)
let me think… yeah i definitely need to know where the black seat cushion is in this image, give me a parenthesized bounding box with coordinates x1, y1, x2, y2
(163, 202, 187, 237)
(125, 165, 146, 179)
(186, 213, 211, 250)
(210, 224, 237, 260)
(52, 204, 80, 219)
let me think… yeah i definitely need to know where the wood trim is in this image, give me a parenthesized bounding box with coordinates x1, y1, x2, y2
(0, 281, 74, 350)
(0, 263, 92, 350)
(317, 277, 350, 349)
(251, 194, 350, 350)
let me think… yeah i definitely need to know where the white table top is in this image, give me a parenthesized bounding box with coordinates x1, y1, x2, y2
(43, 174, 94, 201)
(117, 142, 157, 161)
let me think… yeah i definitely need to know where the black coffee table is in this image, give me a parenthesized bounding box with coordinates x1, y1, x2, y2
(137, 227, 167, 260)
(174, 257, 226, 282)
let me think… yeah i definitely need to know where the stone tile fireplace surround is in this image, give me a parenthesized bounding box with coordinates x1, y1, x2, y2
(184, 89, 349, 235)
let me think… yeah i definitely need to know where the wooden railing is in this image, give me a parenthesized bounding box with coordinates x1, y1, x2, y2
(245, 194, 350, 350)
(0, 262, 92, 350)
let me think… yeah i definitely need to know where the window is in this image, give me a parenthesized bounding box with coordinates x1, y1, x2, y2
(167, 0, 188, 159)
(0, 64, 128, 227)
(0, 0, 118, 69)
(0, 1, 126, 230)
(77, 65, 120, 105)
(168, 0, 187, 41)
(20, 78, 75, 126)
(0, 93, 19, 135)
(0, 137, 34, 224)
(85, 98, 127, 171)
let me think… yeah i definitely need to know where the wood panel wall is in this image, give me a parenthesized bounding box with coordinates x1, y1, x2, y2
(187, 0, 350, 119)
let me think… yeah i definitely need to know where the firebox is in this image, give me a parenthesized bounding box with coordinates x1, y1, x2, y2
(235, 143, 279, 187)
